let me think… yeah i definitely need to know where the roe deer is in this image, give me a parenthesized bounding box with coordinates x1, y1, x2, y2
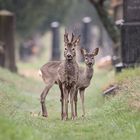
(39, 61, 61, 118)
(39, 32, 80, 120)
(74, 48, 99, 117)
(58, 32, 80, 120)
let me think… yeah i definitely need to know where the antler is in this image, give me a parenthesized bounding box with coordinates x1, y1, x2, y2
(73, 35, 81, 45)
(71, 33, 74, 42)
(64, 29, 69, 43)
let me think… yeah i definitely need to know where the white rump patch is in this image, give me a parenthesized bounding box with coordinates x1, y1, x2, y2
(38, 70, 42, 77)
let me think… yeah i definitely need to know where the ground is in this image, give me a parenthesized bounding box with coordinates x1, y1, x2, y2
(0, 66, 140, 140)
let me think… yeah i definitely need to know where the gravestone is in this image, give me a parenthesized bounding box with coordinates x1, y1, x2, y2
(82, 17, 91, 51)
(121, 0, 140, 66)
(0, 41, 5, 67)
(80, 17, 91, 62)
(0, 10, 17, 72)
(124, 0, 140, 22)
(51, 21, 61, 61)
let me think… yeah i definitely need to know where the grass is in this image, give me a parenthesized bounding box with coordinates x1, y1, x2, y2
(0, 66, 140, 140)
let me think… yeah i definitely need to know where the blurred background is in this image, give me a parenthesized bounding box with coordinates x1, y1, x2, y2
(0, 0, 123, 78)
(1, 1, 140, 139)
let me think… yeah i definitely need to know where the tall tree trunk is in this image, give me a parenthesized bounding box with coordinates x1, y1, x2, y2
(88, 0, 120, 44)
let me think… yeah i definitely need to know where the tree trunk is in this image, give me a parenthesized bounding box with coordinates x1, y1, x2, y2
(88, 0, 120, 44)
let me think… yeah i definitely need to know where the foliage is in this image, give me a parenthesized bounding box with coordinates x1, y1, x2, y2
(0, 0, 73, 37)
(0, 66, 140, 140)
(88, 0, 120, 44)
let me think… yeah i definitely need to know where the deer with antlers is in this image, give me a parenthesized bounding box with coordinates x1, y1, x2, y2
(39, 32, 80, 120)
(57, 32, 80, 120)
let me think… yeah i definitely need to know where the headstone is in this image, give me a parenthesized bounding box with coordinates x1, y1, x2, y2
(80, 17, 92, 62)
(124, 0, 140, 22)
(82, 17, 92, 51)
(51, 21, 61, 60)
(0, 10, 17, 72)
(121, 0, 140, 66)
(0, 41, 5, 67)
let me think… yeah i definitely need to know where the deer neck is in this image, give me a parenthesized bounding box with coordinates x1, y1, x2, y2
(64, 58, 77, 72)
(64, 57, 78, 85)
(85, 66, 93, 80)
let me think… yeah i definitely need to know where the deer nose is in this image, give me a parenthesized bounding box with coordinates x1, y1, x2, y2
(88, 62, 92, 65)
(67, 54, 72, 57)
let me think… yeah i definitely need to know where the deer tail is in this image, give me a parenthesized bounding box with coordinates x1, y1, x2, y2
(38, 69, 42, 77)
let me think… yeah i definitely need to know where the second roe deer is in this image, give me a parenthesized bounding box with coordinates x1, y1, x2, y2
(74, 48, 99, 117)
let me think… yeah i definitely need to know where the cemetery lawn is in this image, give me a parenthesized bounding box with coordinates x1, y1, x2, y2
(0, 67, 140, 140)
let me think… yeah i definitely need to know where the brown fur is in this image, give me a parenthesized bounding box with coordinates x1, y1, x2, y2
(57, 32, 80, 120)
(74, 48, 99, 117)
(40, 32, 80, 120)
(40, 61, 62, 118)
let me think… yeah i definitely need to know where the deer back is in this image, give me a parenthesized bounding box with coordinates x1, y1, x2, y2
(40, 61, 62, 84)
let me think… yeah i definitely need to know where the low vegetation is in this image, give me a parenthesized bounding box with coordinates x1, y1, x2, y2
(0, 67, 140, 140)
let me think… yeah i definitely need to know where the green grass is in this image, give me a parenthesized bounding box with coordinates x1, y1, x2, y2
(0, 67, 140, 140)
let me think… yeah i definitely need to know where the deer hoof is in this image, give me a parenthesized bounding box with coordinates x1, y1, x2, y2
(42, 113, 48, 118)
(71, 115, 76, 120)
(74, 116, 77, 120)
(62, 113, 67, 121)
(61, 113, 64, 120)
(63, 116, 67, 121)
(82, 115, 85, 118)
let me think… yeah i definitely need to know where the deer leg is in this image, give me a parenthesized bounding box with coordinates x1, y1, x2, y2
(79, 89, 85, 117)
(59, 84, 64, 120)
(70, 86, 76, 120)
(62, 84, 69, 120)
(66, 93, 69, 120)
(74, 90, 78, 118)
(40, 85, 52, 117)
(70, 93, 74, 120)
(62, 96, 66, 120)
(64, 92, 69, 120)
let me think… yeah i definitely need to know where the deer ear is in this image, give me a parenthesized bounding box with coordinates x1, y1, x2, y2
(93, 48, 99, 56)
(73, 35, 80, 46)
(81, 48, 87, 56)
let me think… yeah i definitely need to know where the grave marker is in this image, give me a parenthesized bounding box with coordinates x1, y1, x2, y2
(121, 0, 140, 66)
(51, 21, 61, 60)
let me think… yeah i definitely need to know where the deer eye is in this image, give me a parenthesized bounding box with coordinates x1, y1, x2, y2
(85, 57, 88, 60)
(65, 48, 67, 51)
(91, 57, 94, 59)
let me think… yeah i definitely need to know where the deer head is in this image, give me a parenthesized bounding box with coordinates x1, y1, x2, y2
(64, 31, 80, 61)
(81, 48, 99, 67)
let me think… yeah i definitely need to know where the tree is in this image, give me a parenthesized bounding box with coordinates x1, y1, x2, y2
(0, 0, 73, 37)
(88, 0, 120, 44)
